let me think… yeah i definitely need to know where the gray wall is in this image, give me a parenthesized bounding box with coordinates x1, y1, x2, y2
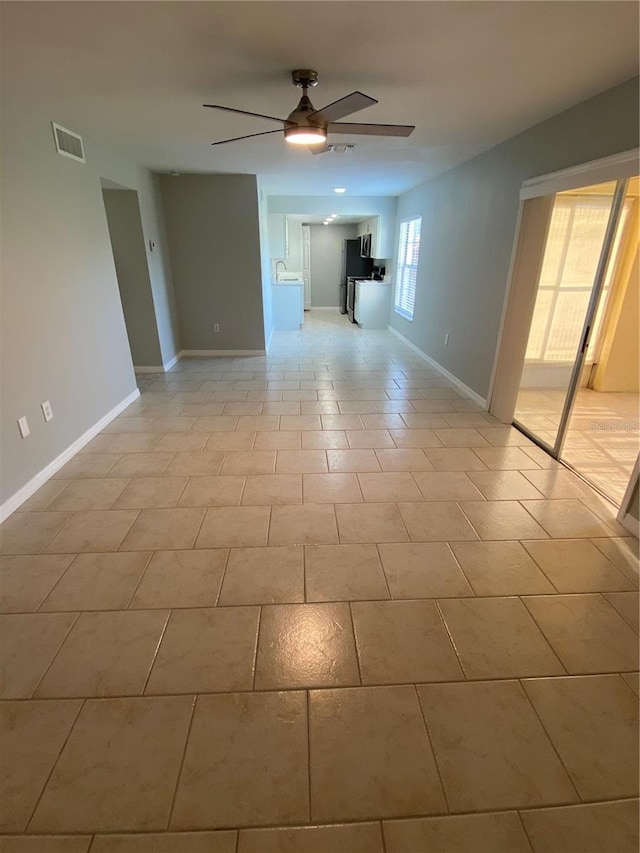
(390, 76, 640, 400)
(0, 94, 180, 507)
(160, 174, 266, 352)
(103, 189, 163, 367)
(0, 107, 136, 504)
(143, 173, 181, 366)
(309, 224, 358, 307)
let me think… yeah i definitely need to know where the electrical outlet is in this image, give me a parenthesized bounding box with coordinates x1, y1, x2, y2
(213, 324, 220, 333)
(41, 400, 54, 422)
(444, 333, 450, 346)
(17, 416, 30, 438)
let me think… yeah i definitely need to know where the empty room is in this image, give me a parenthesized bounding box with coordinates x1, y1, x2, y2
(0, 2, 638, 852)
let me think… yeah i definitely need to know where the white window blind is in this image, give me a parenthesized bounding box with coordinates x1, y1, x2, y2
(525, 194, 630, 363)
(394, 216, 422, 320)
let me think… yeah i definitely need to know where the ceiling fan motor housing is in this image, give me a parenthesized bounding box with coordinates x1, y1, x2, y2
(291, 69, 319, 88)
(286, 72, 327, 142)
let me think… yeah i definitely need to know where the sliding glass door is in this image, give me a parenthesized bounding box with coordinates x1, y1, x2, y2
(513, 179, 629, 457)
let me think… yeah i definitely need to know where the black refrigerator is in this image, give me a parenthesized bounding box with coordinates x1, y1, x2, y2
(340, 239, 373, 315)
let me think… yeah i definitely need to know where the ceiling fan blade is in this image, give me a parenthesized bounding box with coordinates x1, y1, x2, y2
(309, 91, 377, 124)
(211, 129, 283, 146)
(203, 104, 291, 125)
(308, 143, 330, 156)
(329, 122, 415, 137)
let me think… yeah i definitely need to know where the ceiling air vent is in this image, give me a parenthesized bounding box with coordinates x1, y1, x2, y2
(52, 122, 85, 163)
(327, 143, 355, 154)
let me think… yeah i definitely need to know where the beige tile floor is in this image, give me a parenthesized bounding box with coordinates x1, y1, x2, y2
(515, 386, 639, 505)
(1, 311, 638, 852)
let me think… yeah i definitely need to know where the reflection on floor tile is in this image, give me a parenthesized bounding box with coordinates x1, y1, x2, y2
(254, 603, 359, 689)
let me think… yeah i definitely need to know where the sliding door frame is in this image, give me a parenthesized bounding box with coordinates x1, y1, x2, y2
(551, 179, 628, 457)
(488, 148, 639, 425)
(510, 179, 628, 457)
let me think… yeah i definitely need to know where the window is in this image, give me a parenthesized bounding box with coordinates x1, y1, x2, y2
(394, 216, 422, 320)
(525, 194, 631, 363)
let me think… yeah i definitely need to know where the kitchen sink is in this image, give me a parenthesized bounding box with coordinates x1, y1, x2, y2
(276, 271, 303, 281)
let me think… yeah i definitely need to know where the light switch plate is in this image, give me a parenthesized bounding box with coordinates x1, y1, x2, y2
(17, 416, 30, 438)
(41, 400, 54, 422)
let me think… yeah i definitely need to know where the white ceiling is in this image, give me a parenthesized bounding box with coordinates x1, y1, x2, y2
(1, 1, 638, 196)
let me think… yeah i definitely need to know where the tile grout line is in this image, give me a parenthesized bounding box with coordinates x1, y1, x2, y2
(515, 808, 537, 853)
(515, 591, 569, 675)
(413, 684, 451, 814)
(251, 606, 263, 691)
(24, 696, 86, 832)
(166, 693, 199, 830)
(433, 599, 468, 679)
(347, 602, 364, 688)
(306, 689, 313, 824)
(124, 551, 156, 609)
(214, 548, 232, 606)
(28, 611, 82, 698)
(518, 595, 572, 675)
(141, 609, 172, 695)
(516, 677, 583, 803)
(35, 553, 81, 613)
(7, 795, 640, 839)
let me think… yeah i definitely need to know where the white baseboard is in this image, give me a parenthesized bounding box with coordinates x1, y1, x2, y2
(179, 349, 267, 357)
(387, 326, 487, 409)
(134, 353, 180, 374)
(0, 388, 140, 523)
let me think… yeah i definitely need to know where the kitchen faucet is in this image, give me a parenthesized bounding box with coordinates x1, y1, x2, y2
(275, 260, 287, 278)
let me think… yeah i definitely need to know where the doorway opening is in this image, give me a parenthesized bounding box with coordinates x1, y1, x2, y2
(101, 180, 163, 371)
(511, 177, 639, 506)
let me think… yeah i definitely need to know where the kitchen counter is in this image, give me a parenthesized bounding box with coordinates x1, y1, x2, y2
(271, 280, 304, 329)
(354, 280, 391, 329)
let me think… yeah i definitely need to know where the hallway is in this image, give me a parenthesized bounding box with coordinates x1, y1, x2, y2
(1, 312, 638, 851)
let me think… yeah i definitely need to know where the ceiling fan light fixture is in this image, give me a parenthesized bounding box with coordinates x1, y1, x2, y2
(284, 126, 327, 146)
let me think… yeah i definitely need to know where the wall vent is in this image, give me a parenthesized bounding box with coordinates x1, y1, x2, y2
(52, 122, 85, 163)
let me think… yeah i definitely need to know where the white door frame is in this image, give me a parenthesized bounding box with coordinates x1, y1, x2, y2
(302, 225, 311, 310)
(617, 454, 640, 537)
(487, 148, 640, 421)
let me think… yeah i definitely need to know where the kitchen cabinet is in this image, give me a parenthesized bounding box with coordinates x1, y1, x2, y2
(272, 281, 304, 330)
(355, 216, 394, 260)
(268, 214, 289, 259)
(354, 280, 391, 329)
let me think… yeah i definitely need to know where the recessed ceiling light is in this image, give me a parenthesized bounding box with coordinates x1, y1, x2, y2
(333, 187, 346, 194)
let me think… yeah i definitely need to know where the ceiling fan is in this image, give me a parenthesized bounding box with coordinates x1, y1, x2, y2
(204, 69, 415, 154)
